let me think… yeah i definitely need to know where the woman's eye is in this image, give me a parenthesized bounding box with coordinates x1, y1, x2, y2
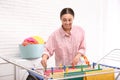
(62, 18, 72, 22)
(69, 19, 72, 22)
(63, 19, 67, 22)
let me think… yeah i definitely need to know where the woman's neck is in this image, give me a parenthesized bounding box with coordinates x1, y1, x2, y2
(65, 30, 71, 34)
(62, 26, 71, 34)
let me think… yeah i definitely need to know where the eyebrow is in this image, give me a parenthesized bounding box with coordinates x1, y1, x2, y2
(62, 18, 72, 20)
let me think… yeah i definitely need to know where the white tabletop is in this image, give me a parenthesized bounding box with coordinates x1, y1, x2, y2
(0, 53, 43, 69)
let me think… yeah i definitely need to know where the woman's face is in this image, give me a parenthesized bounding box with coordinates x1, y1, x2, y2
(61, 14, 74, 30)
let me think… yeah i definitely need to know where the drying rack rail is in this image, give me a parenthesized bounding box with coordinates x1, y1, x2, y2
(93, 49, 120, 80)
(0, 49, 120, 80)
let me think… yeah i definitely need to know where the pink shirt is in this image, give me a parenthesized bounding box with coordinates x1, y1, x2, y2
(43, 26, 86, 66)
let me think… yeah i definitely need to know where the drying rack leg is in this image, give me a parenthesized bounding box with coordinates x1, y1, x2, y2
(115, 72, 120, 80)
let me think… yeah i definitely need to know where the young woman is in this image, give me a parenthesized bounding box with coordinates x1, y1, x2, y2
(41, 8, 86, 68)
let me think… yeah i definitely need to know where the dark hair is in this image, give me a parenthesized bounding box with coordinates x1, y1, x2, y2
(60, 8, 74, 19)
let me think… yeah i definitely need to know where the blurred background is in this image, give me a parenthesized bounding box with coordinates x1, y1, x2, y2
(0, 1, 120, 79)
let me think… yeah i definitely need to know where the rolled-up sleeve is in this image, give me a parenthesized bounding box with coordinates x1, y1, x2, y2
(78, 30, 86, 55)
(43, 33, 55, 58)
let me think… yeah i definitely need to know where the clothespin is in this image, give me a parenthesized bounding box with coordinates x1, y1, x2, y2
(72, 63, 75, 69)
(86, 61, 91, 67)
(59, 64, 62, 69)
(81, 64, 83, 72)
(93, 62, 96, 69)
(51, 67, 54, 79)
(66, 67, 69, 74)
(83, 55, 90, 66)
(98, 64, 100, 70)
(63, 65, 66, 71)
(51, 67, 54, 75)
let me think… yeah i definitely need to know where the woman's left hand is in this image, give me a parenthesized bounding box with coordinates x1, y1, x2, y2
(71, 53, 81, 65)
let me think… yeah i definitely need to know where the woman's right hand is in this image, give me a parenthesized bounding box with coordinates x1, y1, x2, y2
(41, 54, 48, 69)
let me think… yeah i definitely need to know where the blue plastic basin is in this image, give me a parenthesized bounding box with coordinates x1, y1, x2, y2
(19, 44, 44, 59)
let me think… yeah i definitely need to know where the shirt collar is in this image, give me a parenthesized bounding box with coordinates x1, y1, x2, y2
(59, 26, 72, 37)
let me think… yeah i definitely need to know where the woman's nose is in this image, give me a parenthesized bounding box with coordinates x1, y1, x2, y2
(66, 21, 70, 24)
